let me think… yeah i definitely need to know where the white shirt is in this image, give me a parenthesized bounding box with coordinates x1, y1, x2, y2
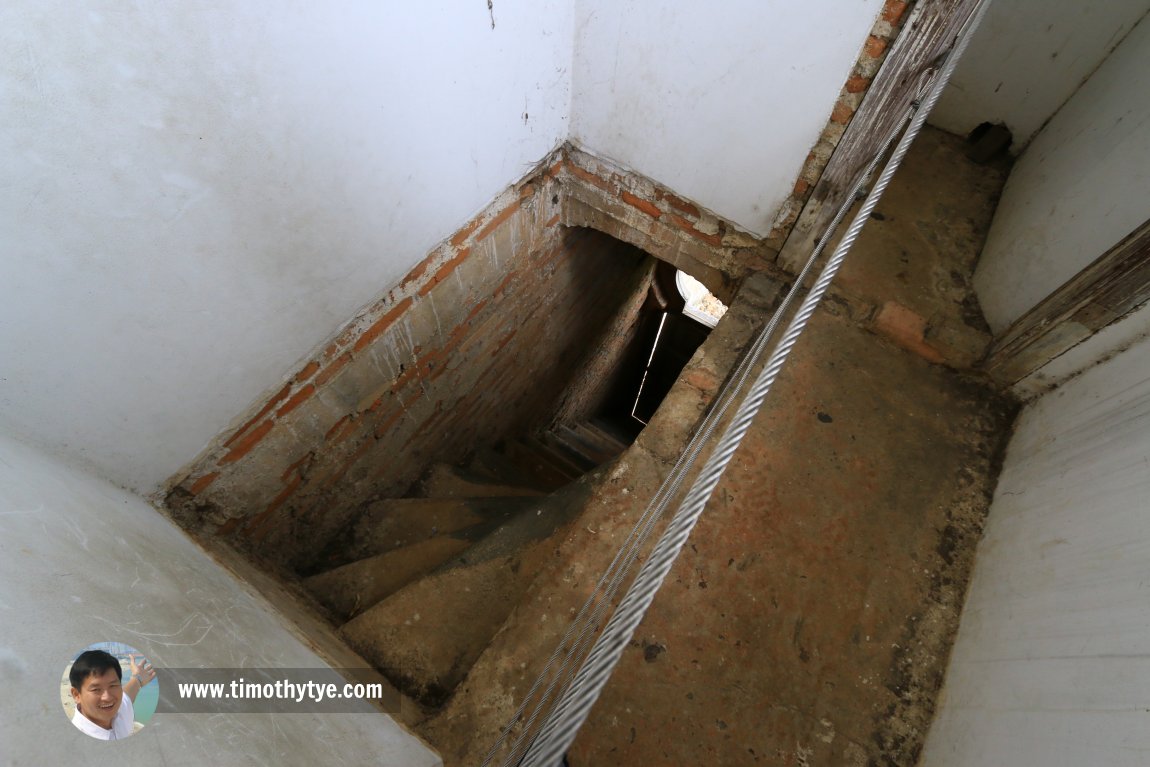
(71, 690, 135, 740)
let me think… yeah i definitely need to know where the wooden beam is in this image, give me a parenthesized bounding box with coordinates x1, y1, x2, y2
(778, 0, 983, 273)
(982, 220, 1150, 386)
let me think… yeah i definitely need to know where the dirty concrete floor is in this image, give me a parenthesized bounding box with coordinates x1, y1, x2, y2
(835, 127, 1009, 331)
(565, 309, 1015, 766)
(555, 130, 1017, 766)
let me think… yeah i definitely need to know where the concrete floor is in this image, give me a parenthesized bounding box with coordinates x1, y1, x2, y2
(419, 128, 1018, 766)
(567, 310, 1015, 765)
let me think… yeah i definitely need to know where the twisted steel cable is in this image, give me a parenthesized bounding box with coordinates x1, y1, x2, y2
(487, 104, 894, 767)
(514, 3, 992, 763)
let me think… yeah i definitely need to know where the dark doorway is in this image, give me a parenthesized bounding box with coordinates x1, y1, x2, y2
(593, 261, 726, 440)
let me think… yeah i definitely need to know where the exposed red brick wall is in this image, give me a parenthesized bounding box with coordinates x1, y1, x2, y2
(169, 170, 658, 571)
(558, 146, 777, 291)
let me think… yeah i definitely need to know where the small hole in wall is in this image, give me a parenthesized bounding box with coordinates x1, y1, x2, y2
(964, 121, 1012, 164)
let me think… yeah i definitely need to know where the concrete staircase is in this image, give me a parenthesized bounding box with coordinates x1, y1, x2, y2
(302, 420, 629, 707)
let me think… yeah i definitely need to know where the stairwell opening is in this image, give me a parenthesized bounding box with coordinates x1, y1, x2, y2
(296, 225, 731, 712)
(166, 188, 736, 710)
(298, 229, 725, 707)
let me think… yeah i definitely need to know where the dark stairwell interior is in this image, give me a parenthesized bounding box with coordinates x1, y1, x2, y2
(166, 207, 723, 711)
(299, 238, 721, 709)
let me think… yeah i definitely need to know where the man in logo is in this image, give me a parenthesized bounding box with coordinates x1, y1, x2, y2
(68, 649, 155, 740)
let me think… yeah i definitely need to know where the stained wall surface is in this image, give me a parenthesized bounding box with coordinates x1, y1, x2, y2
(921, 333, 1150, 767)
(0, 0, 572, 492)
(0, 433, 439, 766)
(971, 14, 1150, 333)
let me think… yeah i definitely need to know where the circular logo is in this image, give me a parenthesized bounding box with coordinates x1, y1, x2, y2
(62, 641, 157, 740)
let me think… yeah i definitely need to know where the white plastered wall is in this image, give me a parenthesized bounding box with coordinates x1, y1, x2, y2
(930, 1, 1150, 152)
(570, 0, 885, 237)
(970, 13, 1150, 334)
(0, 433, 440, 765)
(920, 332, 1150, 767)
(0, 0, 572, 493)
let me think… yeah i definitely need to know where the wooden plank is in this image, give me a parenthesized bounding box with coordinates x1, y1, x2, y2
(982, 220, 1150, 386)
(779, 0, 983, 273)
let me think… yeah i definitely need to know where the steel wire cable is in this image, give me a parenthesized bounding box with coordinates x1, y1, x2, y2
(514, 3, 991, 763)
(486, 91, 903, 767)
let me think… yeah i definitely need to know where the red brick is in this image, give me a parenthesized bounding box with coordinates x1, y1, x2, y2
(327, 322, 364, 357)
(668, 214, 722, 247)
(492, 329, 517, 357)
(401, 251, 438, 290)
(276, 384, 315, 418)
(246, 475, 302, 542)
(831, 100, 855, 125)
(325, 414, 353, 442)
(684, 367, 720, 393)
(544, 213, 561, 228)
(793, 178, 811, 198)
(353, 297, 413, 352)
(224, 383, 291, 447)
(418, 249, 471, 297)
(882, 0, 909, 25)
(428, 357, 450, 381)
(492, 271, 519, 298)
(391, 360, 422, 393)
(476, 199, 523, 241)
(873, 301, 945, 363)
(568, 163, 610, 191)
(331, 418, 359, 445)
(459, 298, 489, 330)
(864, 35, 888, 59)
(621, 190, 662, 219)
(314, 352, 352, 387)
(845, 74, 871, 94)
(692, 228, 722, 247)
(543, 160, 565, 179)
(188, 472, 220, 495)
(221, 419, 275, 463)
(215, 517, 242, 536)
(281, 452, 314, 482)
(297, 361, 321, 382)
(450, 217, 483, 248)
(659, 192, 700, 218)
